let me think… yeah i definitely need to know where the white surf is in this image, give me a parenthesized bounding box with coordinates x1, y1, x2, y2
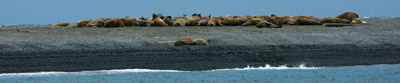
(0, 64, 319, 77)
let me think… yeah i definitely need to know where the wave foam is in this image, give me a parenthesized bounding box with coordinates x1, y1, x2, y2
(0, 64, 319, 77)
(0, 69, 182, 77)
(211, 64, 319, 71)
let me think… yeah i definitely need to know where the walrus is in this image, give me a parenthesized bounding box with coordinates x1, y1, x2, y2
(197, 18, 210, 26)
(86, 18, 111, 27)
(294, 17, 322, 25)
(274, 16, 298, 25)
(191, 39, 209, 45)
(104, 18, 125, 27)
(351, 18, 363, 24)
(336, 12, 359, 21)
(156, 38, 208, 46)
(207, 17, 224, 26)
(173, 18, 187, 26)
(120, 16, 138, 27)
(151, 17, 168, 26)
(242, 18, 265, 26)
(76, 19, 92, 27)
(256, 16, 278, 24)
(256, 21, 281, 28)
(163, 16, 174, 26)
(174, 37, 193, 46)
(222, 17, 239, 26)
(136, 17, 148, 26)
(236, 16, 253, 25)
(185, 14, 202, 26)
(49, 23, 70, 27)
(321, 17, 351, 24)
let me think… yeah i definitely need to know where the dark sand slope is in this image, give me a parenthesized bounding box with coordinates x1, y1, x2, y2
(1, 18, 400, 73)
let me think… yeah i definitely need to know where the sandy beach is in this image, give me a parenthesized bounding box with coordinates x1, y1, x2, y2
(1, 18, 400, 73)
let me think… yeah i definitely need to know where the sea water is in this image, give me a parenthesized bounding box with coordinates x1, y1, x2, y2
(1, 64, 399, 83)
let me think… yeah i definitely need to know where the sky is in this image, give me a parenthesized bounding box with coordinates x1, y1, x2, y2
(0, 0, 399, 25)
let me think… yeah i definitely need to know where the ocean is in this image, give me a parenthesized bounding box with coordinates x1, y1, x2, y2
(1, 64, 399, 83)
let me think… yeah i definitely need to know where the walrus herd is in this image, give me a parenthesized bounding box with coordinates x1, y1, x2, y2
(49, 12, 364, 28)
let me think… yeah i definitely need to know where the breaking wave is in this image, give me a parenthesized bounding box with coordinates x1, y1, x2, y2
(0, 64, 319, 77)
(210, 64, 319, 71)
(0, 69, 182, 77)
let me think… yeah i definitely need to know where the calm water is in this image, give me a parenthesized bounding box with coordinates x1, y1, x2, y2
(1, 64, 399, 83)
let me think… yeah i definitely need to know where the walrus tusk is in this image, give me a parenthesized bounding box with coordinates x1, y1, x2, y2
(156, 41, 176, 44)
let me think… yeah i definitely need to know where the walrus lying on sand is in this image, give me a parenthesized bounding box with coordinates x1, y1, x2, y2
(156, 38, 209, 46)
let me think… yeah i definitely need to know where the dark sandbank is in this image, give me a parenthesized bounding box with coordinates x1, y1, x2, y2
(0, 18, 400, 73)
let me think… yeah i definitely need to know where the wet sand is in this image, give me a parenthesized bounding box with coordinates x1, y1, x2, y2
(1, 18, 400, 73)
